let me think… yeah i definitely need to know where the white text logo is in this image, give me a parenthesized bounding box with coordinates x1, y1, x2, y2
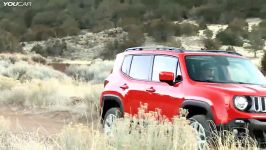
(3, 2, 32, 7)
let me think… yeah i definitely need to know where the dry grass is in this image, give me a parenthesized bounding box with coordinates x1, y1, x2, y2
(0, 76, 103, 120)
(65, 59, 114, 83)
(0, 108, 260, 150)
(0, 56, 261, 150)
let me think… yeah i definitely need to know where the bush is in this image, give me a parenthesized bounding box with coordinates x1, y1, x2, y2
(247, 26, 265, 58)
(197, 19, 207, 30)
(100, 25, 145, 60)
(203, 29, 213, 39)
(145, 19, 175, 42)
(174, 23, 199, 37)
(31, 39, 67, 57)
(227, 18, 249, 38)
(203, 38, 221, 50)
(0, 30, 22, 52)
(31, 54, 47, 64)
(32, 11, 58, 27)
(0, 60, 69, 81)
(22, 26, 56, 41)
(65, 59, 114, 83)
(261, 52, 266, 74)
(226, 46, 236, 52)
(165, 38, 183, 48)
(31, 44, 46, 56)
(216, 29, 244, 46)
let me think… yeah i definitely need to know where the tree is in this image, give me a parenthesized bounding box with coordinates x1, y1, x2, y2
(203, 29, 213, 39)
(248, 26, 265, 58)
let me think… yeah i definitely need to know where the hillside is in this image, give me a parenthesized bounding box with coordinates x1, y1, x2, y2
(20, 18, 265, 67)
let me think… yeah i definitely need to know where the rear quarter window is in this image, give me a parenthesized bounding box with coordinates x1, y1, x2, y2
(121, 55, 132, 75)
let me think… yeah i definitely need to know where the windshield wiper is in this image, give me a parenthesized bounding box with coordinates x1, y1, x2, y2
(194, 79, 233, 83)
(232, 82, 261, 85)
(194, 79, 216, 83)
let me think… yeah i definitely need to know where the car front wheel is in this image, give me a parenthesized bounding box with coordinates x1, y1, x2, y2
(190, 115, 214, 150)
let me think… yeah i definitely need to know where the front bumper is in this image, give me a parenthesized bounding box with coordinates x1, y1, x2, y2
(218, 119, 266, 145)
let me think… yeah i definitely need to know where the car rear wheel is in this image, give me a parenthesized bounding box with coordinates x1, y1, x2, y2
(190, 115, 213, 150)
(103, 108, 121, 134)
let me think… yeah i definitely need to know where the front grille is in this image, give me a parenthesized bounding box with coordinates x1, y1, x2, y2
(250, 96, 266, 112)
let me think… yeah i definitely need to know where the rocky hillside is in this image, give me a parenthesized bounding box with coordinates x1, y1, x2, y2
(22, 18, 265, 67)
(22, 28, 127, 60)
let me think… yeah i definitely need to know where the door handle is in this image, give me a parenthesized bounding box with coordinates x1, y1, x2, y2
(120, 84, 129, 90)
(146, 87, 156, 93)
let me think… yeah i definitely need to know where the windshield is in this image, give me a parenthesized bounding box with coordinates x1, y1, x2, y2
(185, 55, 266, 85)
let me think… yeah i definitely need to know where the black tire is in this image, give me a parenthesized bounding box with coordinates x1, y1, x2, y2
(103, 108, 122, 133)
(190, 115, 213, 137)
(190, 115, 216, 150)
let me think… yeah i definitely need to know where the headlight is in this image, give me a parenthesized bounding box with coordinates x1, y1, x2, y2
(234, 96, 250, 111)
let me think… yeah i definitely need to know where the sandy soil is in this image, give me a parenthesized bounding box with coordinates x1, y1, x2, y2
(0, 106, 91, 136)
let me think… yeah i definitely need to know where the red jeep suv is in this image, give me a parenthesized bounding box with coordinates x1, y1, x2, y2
(100, 47, 266, 146)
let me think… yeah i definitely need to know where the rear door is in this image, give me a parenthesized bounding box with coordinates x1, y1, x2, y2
(122, 55, 154, 115)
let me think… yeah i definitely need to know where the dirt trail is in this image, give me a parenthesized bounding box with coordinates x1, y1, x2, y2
(0, 106, 84, 136)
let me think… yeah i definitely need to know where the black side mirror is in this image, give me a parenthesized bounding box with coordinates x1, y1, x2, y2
(175, 75, 182, 83)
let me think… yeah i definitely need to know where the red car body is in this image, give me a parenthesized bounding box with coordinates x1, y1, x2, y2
(100, 47, 266, 143)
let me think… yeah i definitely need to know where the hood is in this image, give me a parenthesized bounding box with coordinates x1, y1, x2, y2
(199, 83, 266, 96)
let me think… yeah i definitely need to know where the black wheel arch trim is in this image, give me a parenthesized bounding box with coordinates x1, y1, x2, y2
(102, 94, 124, 117)
(181, 99, 214, 120)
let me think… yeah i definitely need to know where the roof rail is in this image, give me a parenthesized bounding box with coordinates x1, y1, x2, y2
(125, 46, 184, 52)
(200, 50, 242, 56)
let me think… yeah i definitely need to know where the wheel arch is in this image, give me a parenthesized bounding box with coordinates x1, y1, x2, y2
(101, 94, 124, 121)
(181, 100, 214, 121)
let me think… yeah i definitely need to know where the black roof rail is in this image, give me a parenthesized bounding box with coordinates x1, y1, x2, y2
(125, 47, 242, 56)
(200, 50, 242, 56)
(125, 46, 184, 52)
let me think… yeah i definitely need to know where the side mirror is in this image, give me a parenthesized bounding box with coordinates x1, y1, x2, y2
(159, 71, 174, 85)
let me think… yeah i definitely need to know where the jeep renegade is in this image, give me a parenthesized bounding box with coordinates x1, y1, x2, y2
(100, 47, 266, 147)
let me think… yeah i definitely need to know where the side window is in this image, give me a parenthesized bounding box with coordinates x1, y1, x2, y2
(121, 55, 132, 75)
(129, 55, 153, 80)
(152, 55, 178, 81)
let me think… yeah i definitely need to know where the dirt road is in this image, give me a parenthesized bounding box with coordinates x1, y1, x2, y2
(0, 106, 89, 136)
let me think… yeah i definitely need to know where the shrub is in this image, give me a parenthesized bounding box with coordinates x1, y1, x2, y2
(247, 26, 265, 58)
(198, 19, 207, 30)
(0, 30, 22, 52)
(31, 54, 47, 64)
(165, 38, 183, 48)
(203, 29, 213, 39)
(0, 60, 69, 81)
(145, 19, 175, 42)
(100, 26, 145, 60)
(203, 38, 221, 50)
(228, 18, 248, 31)
(216, 29, 244, 46)
(261, 52, 266, 74)
(31, 39, 67, 57)
(173, 23, 199, 37)
(31, 44, 46, 56)
(22, 26, 56, 41)
(65, 60, 113, 83)
(227, 18, 249, 38)
(32, 11, 58, 27)
(226, 46, 236, 52)
(189, 4, 221, 23)
(176, 23, 199, 36)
